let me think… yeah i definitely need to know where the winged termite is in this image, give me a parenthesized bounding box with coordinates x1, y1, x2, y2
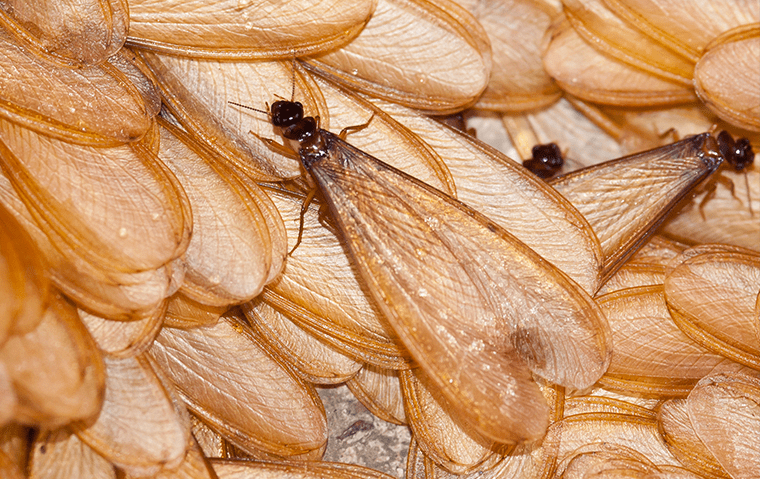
(365, 95, 603, 294)
(549, 133, 724, 283)
(237, 90, 610, 444)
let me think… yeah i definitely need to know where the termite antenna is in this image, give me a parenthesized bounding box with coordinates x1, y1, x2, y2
(228, 101, 270, 117)
(290, 52, 297, 102)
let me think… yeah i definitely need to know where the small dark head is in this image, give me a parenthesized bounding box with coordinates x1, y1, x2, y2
(532, 143, 563, 169)
(270, 100, 304, 128)
(523, 142, 564, 179)
(717, 130, 755, 172)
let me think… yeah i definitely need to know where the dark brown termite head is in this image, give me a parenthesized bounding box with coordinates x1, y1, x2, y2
(523, 142, 564, 179)
(270, 100, 303, 128)
(696, 130, 756, 218)
(717, 130, 755, 172)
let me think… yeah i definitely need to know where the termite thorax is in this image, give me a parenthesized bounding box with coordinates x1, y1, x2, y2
(698, 133, 724, 170)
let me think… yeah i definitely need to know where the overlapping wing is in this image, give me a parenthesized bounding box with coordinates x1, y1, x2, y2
(306, 131, 611, 443)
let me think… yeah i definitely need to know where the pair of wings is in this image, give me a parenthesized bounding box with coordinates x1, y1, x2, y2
(303, 130, 612, 444)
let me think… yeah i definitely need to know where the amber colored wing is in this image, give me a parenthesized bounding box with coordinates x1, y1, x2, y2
(305, 131, 612, 443)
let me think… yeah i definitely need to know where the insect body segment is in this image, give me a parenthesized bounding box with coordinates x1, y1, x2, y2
(717, 130, 755, 172)
(707, 130, 756, 217)
(523, 142, 564, 179)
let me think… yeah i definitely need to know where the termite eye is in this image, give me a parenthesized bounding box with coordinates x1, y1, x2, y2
(271, 101, 304, 127)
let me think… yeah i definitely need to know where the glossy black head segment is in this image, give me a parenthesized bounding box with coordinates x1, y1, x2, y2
(717, 130, 755, 171)
(270, 100, 304, 128)
(523, 142, 564, 179)
(531, 143, 563, 169)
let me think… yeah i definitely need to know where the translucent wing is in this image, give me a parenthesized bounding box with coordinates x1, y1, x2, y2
(305, 131, 611, 443)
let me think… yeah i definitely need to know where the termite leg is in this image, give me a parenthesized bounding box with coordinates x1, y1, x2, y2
(249, 131, 299, 160)
(339, 114, 376, 140)
(289, 187, 319, 256)
(742, 172, 754, 217)
(697, 174, 753, 219)
(698, 182, 717, 220)
(659, 127, 679, 142)
(718, 175, 737, 199)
